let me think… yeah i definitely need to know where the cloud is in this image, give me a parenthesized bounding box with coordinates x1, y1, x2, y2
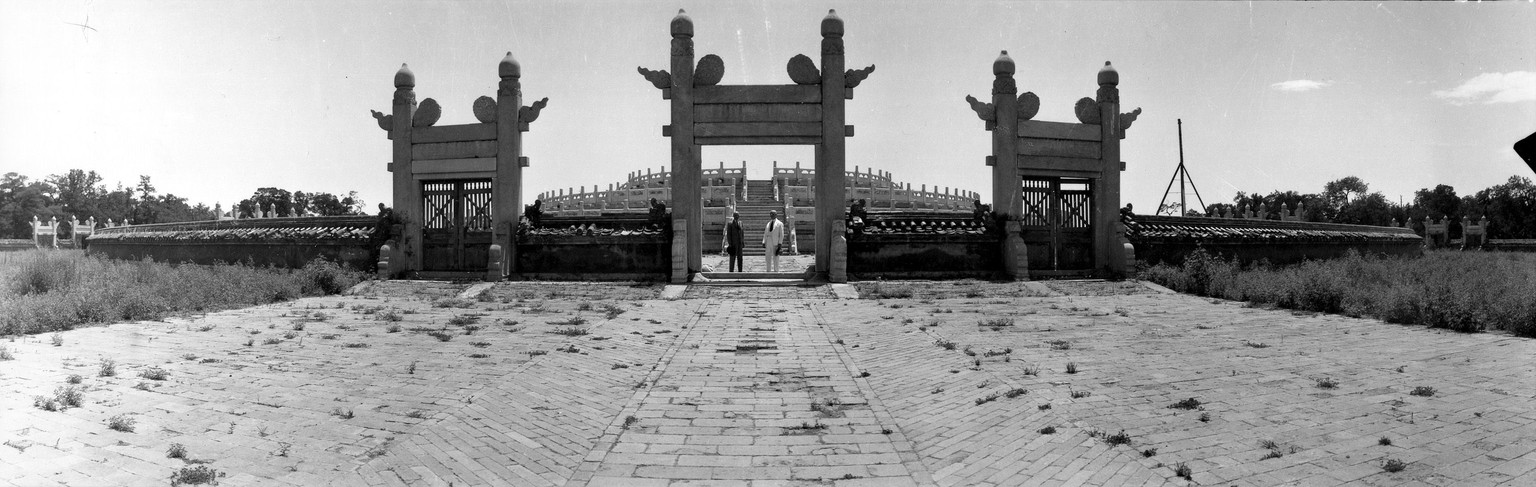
(1433, 71, 1536, 105)
(1270, 79, 1331, 92)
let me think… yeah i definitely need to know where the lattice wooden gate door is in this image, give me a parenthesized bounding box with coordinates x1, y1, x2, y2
(1020, 177, 1094, 274)
(421, 179, 493, 271)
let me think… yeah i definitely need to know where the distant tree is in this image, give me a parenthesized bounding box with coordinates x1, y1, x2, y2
(0, 172, 58, 238)
(45, 169, 106, 217)
(307, 192, 364, 216)
(1466, 176, 1536, 238)
(1203, 202, 1236, 217)
(240, 188, 295, 218)
(1323, 176, 1369, 205)
(1414, 184, 1461, 220)
(1231, 192, 1269, 218)
(1336, 192, 1394, 226)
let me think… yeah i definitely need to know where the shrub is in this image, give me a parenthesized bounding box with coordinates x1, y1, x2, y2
(1382, 458, 1407, 473)
(167, 443, 187, 459)
(98, 358, 116, 376)
(0, 347, 12, 361)
(66, 374, 83, 384)
(1409, 386, 1436, 397)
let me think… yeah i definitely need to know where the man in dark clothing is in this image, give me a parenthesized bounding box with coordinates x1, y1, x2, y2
(726, 212, 745, 272)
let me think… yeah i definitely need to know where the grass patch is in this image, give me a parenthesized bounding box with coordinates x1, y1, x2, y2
(1316, 377, 1339, 389)
(98, 358, 116, 377)
(1139, 249, 1536, 337)
(428, 331, 453, 342)
(167, 443, 187, 459)
(1409, 386, 1436, 397)
(553, 326, 589, 336)
(1038, 426, 1056, 434)
(1104, 430, 1131, 446)
(0, 251, 364, 336)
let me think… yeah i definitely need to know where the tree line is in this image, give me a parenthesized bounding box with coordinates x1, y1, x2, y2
(1157, 175, 1536, 239)
(0, 169, 365, 239)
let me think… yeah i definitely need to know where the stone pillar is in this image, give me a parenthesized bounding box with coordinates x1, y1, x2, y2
(495, 52, 526, 279)
(815, 10, 848, 277)
(669, 10, 702, 279)
(990, 51, 1025, 279)
(485, 244, 503, 282)
(1097, 62, 1126, 276)
(389, 64, 421, 272)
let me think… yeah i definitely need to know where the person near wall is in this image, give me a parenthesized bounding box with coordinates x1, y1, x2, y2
(763, 210, 784, 272)
(726, 212, 745, 272)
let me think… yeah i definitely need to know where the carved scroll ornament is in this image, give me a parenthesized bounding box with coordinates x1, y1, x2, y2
(638, 66, 671, 89)
(844, 65, 875, 88)
(519, 97, 549, 124)
(963, 95, 995, 122)
(413, 98, 441, 127)
(787, 54, 820, 85)
(473, 96, 496, 124)
(1073, 97, 1100, 125)
(694, 54, 724, 86)
(1017, 92, 1040, 121)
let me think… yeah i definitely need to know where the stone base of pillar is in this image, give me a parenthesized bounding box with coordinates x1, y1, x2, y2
(830, 221, 848, 283)
(486, 244, 503, 282)
(671, 218, 689, 284)
(377, 242, 394, 280)
(1003, 221, 1029, 281)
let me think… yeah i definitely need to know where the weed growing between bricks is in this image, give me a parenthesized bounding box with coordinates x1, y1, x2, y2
(1409, 386, 1436, 397)
(107, 414, 136, 432)
(140, 366, 169, 381)
(1174, 462, 1193, 480)
(1383, 458, 1407, 473)
(170, 465, 222, 486)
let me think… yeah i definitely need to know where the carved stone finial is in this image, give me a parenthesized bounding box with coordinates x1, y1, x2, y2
(1074, 97, 1101, 124)
(499, 52, 521, 79)
(1017, 92, 1040, 120)
(671, 9, 693, 37)
(638, 66, 671, 89)
(473, 96, 496, 123)
(994, 50, 1015, 76)
(844, 65, 875, 88)
(694, 54, 724, 86)
(1098, 61, 1118, 85)
(787, 54, 821, 85)
(413, 98, 441, 127)
(822, 9, 843, 37)
(964, 95, 995, 122)
(394, 63, 414, 88)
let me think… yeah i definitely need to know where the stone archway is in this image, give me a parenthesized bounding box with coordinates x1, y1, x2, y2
(638, 9, 874, 283)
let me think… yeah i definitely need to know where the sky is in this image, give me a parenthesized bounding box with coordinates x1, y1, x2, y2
(3, 1, 1533, 215)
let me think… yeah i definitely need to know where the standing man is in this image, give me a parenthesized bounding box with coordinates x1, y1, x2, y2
(763, 210, 784, 272)
(726, 212, 745, 272)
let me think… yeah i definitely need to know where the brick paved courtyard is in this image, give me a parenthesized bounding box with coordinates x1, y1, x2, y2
(2, 279, 1533, 486)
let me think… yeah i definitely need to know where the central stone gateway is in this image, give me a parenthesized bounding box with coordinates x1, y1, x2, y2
(639, 9, 874, 283)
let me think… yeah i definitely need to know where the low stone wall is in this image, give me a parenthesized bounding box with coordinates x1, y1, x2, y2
(1487, 239, 1536, 252)
(1127, 215, 1423, 266)
(847, 234, 1002, 280)
(86, 216, 383, 270)
(516, 236, 669, 280)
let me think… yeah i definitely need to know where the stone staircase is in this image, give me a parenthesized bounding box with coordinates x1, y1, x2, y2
(731, 180, 787, 257)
